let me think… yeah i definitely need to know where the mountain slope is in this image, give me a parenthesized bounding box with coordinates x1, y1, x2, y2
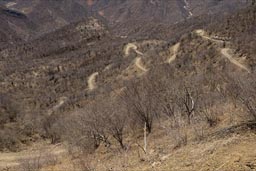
(0, 0, 252, 41)
(0, 2, 256, 171)
(0, 6, 35, 49)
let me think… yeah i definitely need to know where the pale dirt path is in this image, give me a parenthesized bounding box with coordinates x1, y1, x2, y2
(47, 96, 68, 115)
(124, 42, 148, 72)
(168, 43, 180, 64)
(195, 29, 250, 73)
(221, 48, 251, 73)
(6, 2, 17, 8)
(0, 144, 66, 170)
(135, 57, 148, 72)
(195, 29, 224, 43)
(124, 43, 143, 56)
(88, 72, 99, 90)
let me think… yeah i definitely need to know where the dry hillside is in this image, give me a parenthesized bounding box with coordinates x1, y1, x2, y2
(0, 1, 256, 171)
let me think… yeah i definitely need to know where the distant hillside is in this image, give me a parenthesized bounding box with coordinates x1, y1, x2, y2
(0, 0, 89, 40)
(207, 5, 256, 70)
(89, 0, 250, 36)
(0, 6, 35, 50)
(0, 0, 252, 43)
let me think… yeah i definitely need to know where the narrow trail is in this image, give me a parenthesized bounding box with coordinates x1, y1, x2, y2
(47, 96, 68, 115)
(88, 72, 99, 90)
(221, 48, 251, 73)
(168, 43, 180, 64)
(195, 29, 250, 73)
(52, 97, 67, 111)
(6, 2, 17, 8)
(124, 43, 143, 56)
(0, 144, 66, 170)
(124, 42, 148, 73)
(195, 29, 224, 43)
(135, 57, 148, 72)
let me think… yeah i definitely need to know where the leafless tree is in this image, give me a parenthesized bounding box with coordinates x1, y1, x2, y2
(122, 78, 159, 134)
(198, 91, 220, 127)
(226, 74, 256, 121)
(176, 86, 199, 124)
(104, 99, 128, 149)
(61, 101, 111, 153)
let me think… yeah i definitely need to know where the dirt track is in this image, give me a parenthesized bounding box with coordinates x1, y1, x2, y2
(135, 57, 148, 72)
(88, 72, 99, 90)
(124, 42, 148, 73)
(124, 43, 143, 56)
(196, 29, 250, 73)
(221, 48, 250, 73)
(195, 29, 224, 43)
(168, 43, 180, 63)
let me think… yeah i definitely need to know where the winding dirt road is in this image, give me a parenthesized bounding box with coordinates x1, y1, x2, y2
(124, 43, 143, 56)
(124, 42, 148, 73)
(88, 72, 99, 90)
(221, 48, 250, 73)
(47, 96, 68, 115)
(195, 29, 224, 43)
(168, 43, 180, 64)
(135, 57, 148, 72)
(195, 29, 250, 73)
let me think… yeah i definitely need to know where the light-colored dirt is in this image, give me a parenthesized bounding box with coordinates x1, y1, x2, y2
(5, 2, 17, 8)
(124, 43, 143, 56)
(167, 42, 180, 64)
(47, 96, 68, 115)
(195, 29, 224, 43)
(122, 42, 149, 76)
(0, 144, 66, 170)
(221, 48, 251, 73)
(135, 57, 148, 72)
(88, 72, 99, 90)
(196, 29, 250, 73)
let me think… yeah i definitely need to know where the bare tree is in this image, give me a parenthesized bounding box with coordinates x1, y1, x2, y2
(199, 96, 219, 127)
(105, 99, 128, 149)
(176, 86, 198, 124)
(157, 86, 176, 119)
(42, 114, 60, 144)
(62, 101, 111, 153)
(226, 74, 256, 121)
(122, 78, 159, 134)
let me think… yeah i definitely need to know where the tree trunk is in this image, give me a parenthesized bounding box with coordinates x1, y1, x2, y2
(144, 122, 147, 153)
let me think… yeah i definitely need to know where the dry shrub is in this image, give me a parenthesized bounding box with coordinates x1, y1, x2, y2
(18, 150, 59, 171)
(226, 73, 256, 121)
(166, 113, 188, 149)
(0, 128, 20, 151)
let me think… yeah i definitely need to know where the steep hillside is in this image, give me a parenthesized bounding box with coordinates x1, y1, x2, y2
(0, 0, 89, 38)
(0, 2, 256, 171)
(0, 6, 35, 50)
(207, 5, 256, 70)
(88, 0, 250, 36)
(0, 17, 132, 153)
(0, 0, 252, 42)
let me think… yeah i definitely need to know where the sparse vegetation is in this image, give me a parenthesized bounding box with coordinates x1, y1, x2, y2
(0, 1, 256, 171)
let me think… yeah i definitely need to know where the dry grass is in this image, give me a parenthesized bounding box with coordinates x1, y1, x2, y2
(31, 104, 255, 171)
